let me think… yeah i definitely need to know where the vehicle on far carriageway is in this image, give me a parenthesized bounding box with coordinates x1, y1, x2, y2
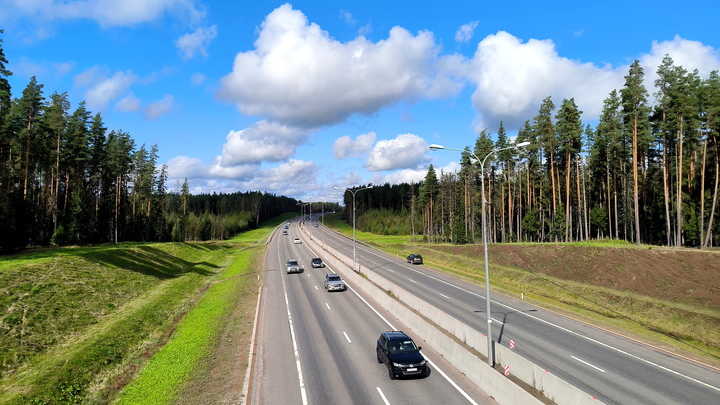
(406, 254, 423, 264)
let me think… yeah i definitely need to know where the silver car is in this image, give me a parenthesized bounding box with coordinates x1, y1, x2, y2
(286, 259, 303, 274)
(324, 273, 346, 292)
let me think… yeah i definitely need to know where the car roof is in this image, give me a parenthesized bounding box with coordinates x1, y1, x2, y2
(383, 331, 411, 341)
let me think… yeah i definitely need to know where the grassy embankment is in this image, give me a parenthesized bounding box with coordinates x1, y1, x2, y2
(322, 213, 720, 363)
(0, 213, 294, 404)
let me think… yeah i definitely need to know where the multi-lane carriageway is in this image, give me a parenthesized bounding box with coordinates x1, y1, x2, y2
(249, 216, 720, 405)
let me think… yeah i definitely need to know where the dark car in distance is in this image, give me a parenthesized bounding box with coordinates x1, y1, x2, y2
(406, 254, 423, 264)
(311, 258, 325, 268)
(376, 331, 427, 379)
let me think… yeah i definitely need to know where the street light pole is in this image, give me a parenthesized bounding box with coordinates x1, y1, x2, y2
(430, 141, 529, 366)
(339, 185, 373, 272)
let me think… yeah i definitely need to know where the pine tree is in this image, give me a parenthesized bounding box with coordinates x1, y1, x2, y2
(418, 165, 439, 242)
(621, 60, 651, 245)
(556, 98, 584, 241)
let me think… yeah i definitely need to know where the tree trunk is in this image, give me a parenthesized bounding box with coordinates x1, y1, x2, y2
(703, 137, 719, 248)
(632, 113, 641, 244)
(676, 124, 684, 246)
(565, 152, 571, 242)
(700, 129, 707, 247)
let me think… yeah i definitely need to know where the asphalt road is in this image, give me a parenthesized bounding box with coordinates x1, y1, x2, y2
(249, 219, 496, 405)
(303, 215, 720, 405)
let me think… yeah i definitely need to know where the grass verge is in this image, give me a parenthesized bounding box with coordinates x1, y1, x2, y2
(114, 246, 261, 404)
(0, 214, 282, 404)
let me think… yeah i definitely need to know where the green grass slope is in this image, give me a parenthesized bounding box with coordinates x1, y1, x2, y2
(0, 214, 289, 404)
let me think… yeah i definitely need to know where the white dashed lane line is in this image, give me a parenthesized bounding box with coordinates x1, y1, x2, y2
(572, 356, 606, 373)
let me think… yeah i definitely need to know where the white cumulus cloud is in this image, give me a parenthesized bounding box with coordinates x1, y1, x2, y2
(333, 132, 376, 159)
(364, 133, 430, 171)
(243, 159, 319, 195)
(468, 31, 623, 130)
(216, 3, 466, 128)
(83, 69, 137, 110)
(219, 120, 310, 166)
(638, 35, 720, 96)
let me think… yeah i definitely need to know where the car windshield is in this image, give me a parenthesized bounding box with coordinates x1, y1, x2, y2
(389, 340, 417, 353)
(287, 260, 298, 265)
(327, 275, 340, 281)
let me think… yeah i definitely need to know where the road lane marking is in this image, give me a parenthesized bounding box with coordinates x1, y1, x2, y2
(325, 303, 331, 310)
(343, 331, 352, 343)
(408, 278, 417, 283)
(282, 279, 308, 405)
(422, 355, 479, 405)
(345, 284, 479, 404)
(572, 356, 606, 372)
(439, 293, 450, 299)
(376, 387, 391, 405)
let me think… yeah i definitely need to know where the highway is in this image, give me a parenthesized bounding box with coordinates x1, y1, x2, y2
(301, 215, 720, 405)
(248, 218, 495, 405)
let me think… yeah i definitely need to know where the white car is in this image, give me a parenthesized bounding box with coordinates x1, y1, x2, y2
(294, 238, 301, 244)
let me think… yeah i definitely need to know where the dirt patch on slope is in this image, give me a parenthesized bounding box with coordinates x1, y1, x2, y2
(433, 244, 720, 311)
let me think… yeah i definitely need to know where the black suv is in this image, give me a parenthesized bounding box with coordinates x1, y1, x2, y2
(376, 331, 428, 379)
(406, 254, 423, 264)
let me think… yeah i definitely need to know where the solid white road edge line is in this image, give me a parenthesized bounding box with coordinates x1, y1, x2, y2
(282, 278, 308, 405)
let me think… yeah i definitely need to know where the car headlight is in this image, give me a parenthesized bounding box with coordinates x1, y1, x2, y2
(419, 360, 426, 366)
(393, 362, 402, 367)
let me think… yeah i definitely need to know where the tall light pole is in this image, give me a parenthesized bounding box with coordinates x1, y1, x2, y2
(338, 185, 373, 272)
(430, 141, 529, 366)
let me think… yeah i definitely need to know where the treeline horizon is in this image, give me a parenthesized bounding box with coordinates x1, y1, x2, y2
(344, 56, 719, 248)
(0, 31, 309, 253)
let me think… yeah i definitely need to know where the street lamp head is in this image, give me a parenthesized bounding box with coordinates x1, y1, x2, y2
(429, 144, 444, 151)
(516, 141, 530, 147)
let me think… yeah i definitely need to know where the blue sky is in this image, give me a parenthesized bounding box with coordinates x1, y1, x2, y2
(2, 1, 719, 203)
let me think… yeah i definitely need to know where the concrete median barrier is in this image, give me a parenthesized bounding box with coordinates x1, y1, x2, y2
(299, 222, 603, 405)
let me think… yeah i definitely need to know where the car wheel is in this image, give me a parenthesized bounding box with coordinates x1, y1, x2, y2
(422, 367, 428, 378)
(388, 366, 396, 380)
(376, 350, 383, 363)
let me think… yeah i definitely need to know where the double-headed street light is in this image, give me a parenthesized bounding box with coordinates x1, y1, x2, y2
(429, 141, 530, 366)
(336, 185, 374, 272)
